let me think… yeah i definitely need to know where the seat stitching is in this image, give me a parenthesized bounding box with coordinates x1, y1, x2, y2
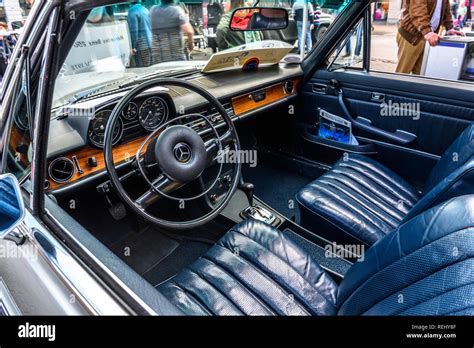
(342, 157, 419, 200)
(338, 197, 463, 306)
(443, 305, 474, 316)
(331, 167, 417, 208)
(318, 178, 401, 228)
(195, 257, 276, 315)
(229, 229, 338, 308)
(335, 163, 419, 206)
(185, 268, 244, 315)
(324, 174, 407, 220)
(398, 280, 474, 316)
(308, 182, 390, 236)
(163, 281, 213, 315)
(339, 225, 473, 312)
(341, 197, 453, 302)
(210, 244, 311, 315)
(361, 258, 474, 315)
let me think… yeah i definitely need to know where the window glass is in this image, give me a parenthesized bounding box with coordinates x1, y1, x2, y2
(369, 0, 474, 82)
(53, 0, 354, 109)
(6, 62, 34, 181)
(5, 5, 50, 181)
(329, 18, 364, 70)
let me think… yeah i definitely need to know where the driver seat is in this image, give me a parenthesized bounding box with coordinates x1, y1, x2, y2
(158, 195, 474, 315)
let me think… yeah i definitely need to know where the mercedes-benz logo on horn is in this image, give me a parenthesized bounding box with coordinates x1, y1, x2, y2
(173, 142, 192, 163)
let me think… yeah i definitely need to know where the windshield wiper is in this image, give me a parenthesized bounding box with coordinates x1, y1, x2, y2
(67, 83, 113, 104)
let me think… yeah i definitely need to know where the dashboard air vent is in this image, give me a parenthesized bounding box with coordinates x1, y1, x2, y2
(49, 158, 75, 184)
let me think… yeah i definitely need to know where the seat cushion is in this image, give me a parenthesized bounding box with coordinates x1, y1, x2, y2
(158, 196, 474, 316)
(158, 220, 338, 316)
(296, 154, 420, 245)
(338, 195, 474, 316)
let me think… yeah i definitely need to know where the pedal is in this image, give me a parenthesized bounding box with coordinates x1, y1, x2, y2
(97, 181, 127, 221)
(108, 201, 127, 221)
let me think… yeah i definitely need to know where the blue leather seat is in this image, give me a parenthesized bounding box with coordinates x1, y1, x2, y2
(296, 124, 474, 246)
(0, 179, 22, 231)
(159, 195, 474, 315)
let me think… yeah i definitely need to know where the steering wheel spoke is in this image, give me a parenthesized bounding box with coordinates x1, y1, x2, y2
(204, 130, 234, 166)
(135, 175, 182, 210)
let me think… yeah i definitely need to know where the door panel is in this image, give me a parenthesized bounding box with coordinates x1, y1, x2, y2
(297, 69, 474, 187)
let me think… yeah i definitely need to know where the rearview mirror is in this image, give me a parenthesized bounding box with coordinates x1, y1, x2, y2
(230, 7, 288, 31)
(0, 174, 25, 239)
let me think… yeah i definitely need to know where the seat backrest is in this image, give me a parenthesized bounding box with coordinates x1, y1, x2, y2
(337, 194, 474, 316)
(424, 124, 474, 194)
(403, 124, 474, 221)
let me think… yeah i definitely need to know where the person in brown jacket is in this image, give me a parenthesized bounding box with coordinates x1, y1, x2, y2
(396, 0, 464, 75)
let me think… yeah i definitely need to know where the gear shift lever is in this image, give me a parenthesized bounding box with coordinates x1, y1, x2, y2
(239, 182, 255, 207)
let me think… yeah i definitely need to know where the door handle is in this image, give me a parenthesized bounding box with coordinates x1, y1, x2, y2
(312, 83, 327, 94)
(337, 92, 417, 145)
(371, 92, 385, 102)
(354, 117, 417, 145)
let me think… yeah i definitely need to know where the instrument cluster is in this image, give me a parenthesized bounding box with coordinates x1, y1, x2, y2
(87, 96, 170, 148)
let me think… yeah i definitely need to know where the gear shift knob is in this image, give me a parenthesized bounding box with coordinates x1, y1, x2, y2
(239, 182, 255, 207)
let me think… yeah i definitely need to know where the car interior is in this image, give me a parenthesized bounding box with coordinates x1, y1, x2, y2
(5, 0, 474, 315)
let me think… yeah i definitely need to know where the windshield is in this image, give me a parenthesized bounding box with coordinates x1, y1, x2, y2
(53, 0, 348, 108)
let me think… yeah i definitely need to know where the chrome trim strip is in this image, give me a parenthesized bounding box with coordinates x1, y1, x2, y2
(44, 209, 157, 315)
(22, 211, 129, 315)
(0, 278, 22, 315)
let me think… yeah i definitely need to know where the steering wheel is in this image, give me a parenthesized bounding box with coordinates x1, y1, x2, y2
(104, 78, 241, 230)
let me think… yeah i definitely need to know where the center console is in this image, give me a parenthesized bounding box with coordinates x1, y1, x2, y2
(219, 187, 355, 282)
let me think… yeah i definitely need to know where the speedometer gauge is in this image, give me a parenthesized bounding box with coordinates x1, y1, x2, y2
(121, 102, 138, 121)
(88, 110, 123, 148)
(138, 97, 168, 131)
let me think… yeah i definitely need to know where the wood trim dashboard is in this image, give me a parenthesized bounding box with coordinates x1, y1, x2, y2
(47, 136, 149, 191)
(46, 77, 301, 192)
(231, 78, 300, 116)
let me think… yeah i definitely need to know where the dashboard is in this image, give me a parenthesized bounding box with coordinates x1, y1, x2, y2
(45, 65, 302, 193)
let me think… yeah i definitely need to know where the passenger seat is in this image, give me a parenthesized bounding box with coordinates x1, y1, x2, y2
(296, 124, 474, 246)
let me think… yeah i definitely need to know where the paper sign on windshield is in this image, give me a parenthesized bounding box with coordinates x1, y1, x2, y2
(63, 21, 132, 76)
(202, 40, 293, 73)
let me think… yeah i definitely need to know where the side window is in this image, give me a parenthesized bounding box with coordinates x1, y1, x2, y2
(5, 33, 47, 181)
(369, 0, 473, 82)
(328, 18, 365, 70)
(5, 62, 34, 181)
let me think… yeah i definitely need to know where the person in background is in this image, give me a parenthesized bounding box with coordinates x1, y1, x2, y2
(344, 21, 363, 57)
(466, 0, 473, 28)
(458, 0, 467, 27)
(207, 1, 224, 32)
(87, 6, 114, 23)
(312, 3, 322, 42)
(216, 0, 263, 50)
(396, 0, 464, 75)
(127, 1, 152, 67)
(150, 0, 194, 64)
(451, 0, 459, 23)
(292, 0, 314, 55)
